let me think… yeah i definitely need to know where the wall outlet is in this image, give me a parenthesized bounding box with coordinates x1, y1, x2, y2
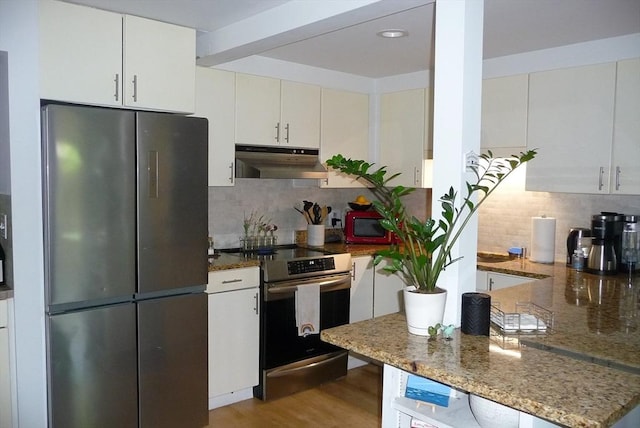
(331, 209, 342, 227)
(464, 151, 479, 172)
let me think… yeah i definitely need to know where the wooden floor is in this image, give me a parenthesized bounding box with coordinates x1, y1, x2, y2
(207, 364, 383, 427)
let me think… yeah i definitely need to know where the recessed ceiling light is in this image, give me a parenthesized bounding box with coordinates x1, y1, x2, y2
(377, 29, 408, 38)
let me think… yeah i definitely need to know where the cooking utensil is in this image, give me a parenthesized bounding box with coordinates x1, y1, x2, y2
(313, 203, 321, 224)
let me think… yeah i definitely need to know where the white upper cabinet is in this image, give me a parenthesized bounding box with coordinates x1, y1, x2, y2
(235, 74, 281, 146)
(526, 62, 617, 193)
(235, 73, 320, 148)
(320, 88, 370, 188)
(281, 80, 321, 148)
(611, 58, 640, 195)
(481, 74, 528, 155)
(195, 67, 236, 187)
(122, 15, 195, 113)
(39, 0, 196, 113)
(40, 0, 122, 107)
(380, 89, 425, 187)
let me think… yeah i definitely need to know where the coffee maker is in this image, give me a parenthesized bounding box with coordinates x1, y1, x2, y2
(587, 213, 620, 275)
(620, 215, 639, 274)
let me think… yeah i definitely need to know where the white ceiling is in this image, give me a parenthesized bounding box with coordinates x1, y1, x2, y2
(66, 0, 640, 78)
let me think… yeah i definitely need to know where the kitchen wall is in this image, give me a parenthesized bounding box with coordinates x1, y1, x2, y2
(477, 166, 640, 262)
(208, 168, 640, 262)
(209, 180, 429, 248)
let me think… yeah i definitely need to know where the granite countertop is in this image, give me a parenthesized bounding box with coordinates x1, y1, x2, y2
(321, 251, 640, 428)
(322, 313, 640, 428)
(207, 252, 260, 272)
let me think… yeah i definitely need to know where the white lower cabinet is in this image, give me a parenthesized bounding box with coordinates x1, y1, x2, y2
(0, 299, 12, 428)
(348, 256, 375, 369)
(349, 256, 375, 323)
(476, 270, 534, 291)
(374, 259, 405, 317)
(207, 268, 259, 409)
(349, 257, 404, 322)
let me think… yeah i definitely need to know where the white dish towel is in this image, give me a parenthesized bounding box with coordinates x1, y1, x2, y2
(295, 283, 320, 336)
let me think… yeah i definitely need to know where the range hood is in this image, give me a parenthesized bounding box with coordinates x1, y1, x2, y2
(235, 145, 328, 179)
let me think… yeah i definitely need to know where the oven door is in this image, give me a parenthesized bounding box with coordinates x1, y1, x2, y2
(261, 273, 350, 370)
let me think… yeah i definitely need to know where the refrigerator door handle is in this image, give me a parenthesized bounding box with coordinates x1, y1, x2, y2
(148, 150, 159, 199)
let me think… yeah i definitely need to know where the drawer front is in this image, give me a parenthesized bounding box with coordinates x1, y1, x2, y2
(207, 267, 259, 293)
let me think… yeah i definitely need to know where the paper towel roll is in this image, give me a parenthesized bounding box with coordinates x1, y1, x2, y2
(530, 216, 556, 263)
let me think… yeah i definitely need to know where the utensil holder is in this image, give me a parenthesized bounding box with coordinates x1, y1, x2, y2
(307, 225, 325, 246)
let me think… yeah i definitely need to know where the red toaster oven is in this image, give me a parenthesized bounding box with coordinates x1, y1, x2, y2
(344, 210, 396, 244)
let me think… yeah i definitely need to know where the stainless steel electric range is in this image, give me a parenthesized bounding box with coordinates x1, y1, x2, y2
(224, 245, 352, 400)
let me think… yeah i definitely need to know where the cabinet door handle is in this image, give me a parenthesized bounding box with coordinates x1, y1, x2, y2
(229, 162, 234, 184)
(114, 74, 120, 101)
(275, 122, 280, 143)
(222, 279, 243, 284)
(285, 123, 290, 143)
(132, 74, 138, 102)
(414, 167, 420, 185)
(598, 166, 605, 191)
(254, 291, 259, 315)
(351, 262, 356, 280)
(615, 166, 621, 191)
(489, 278, 494, 291)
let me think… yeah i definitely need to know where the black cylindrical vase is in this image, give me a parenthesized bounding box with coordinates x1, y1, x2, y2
(461, 292, 491, 336)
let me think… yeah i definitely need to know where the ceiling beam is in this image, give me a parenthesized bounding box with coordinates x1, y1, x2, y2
(196, 0, 434, 67)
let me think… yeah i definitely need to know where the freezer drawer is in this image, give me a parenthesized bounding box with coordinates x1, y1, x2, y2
(138, 292, 208, 428)
(48, 303, 138, 428)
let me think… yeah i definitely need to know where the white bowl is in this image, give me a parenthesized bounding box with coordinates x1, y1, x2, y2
(469, 394, 519, 428)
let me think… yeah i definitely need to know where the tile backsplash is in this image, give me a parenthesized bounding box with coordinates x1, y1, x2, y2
(477, 167, 640, 262)
(208, 169, 640, 262)
(208, 179, 429, 249)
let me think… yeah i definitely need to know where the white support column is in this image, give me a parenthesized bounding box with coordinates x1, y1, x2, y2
(431, 0, 484, 326)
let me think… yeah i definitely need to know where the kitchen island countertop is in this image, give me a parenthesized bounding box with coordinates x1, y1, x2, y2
(321, 248, 640, 427)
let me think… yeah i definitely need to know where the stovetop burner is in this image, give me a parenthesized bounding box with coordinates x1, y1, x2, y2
(221, 244, 328, 261)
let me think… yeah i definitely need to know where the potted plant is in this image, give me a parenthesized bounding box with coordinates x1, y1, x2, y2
(327, 150, 536, 335)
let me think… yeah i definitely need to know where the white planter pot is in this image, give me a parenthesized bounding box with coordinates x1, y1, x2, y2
(403, 286, 447, 336)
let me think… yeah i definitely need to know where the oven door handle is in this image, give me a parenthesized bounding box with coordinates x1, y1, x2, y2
(266, 351, 347, 378)
(267, 276, 349, 295)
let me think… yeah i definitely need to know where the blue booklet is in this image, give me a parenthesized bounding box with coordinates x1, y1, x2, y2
(405, 375, 451, 407)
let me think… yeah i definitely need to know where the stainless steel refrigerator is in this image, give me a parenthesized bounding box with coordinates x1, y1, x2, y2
(41, 104, 209, 428)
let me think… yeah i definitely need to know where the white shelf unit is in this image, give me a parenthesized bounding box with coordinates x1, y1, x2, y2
(382, 364, 480, 428)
